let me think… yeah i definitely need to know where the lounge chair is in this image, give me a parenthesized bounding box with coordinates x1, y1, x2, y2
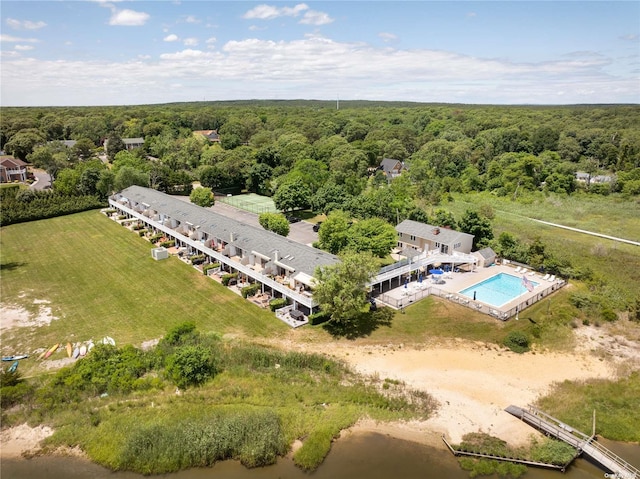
(542, 273, 550, 281)
(549, 275, 555, 282)
(514, 266, 522, 273)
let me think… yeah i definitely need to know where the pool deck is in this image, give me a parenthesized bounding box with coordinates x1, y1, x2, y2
(381, 264, 565, 319)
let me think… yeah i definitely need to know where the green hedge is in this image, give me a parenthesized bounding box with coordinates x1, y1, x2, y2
(241, 284, 261, 298)
(0, 191, 106, 226)
(269, 298, 287, 311)
(190, 254, 206, 265)
(149, 233, 163, 244)
(203, 263, 220, 275)
(221, 273, 239, 286)
(308, 311, 331, 325)
(159, 240, 175, 248)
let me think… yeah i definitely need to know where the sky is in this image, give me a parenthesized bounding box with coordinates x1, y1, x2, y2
(1, 1, 639, 106)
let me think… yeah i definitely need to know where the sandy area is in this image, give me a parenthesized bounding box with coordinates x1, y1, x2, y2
(1, 298, 637, 458)
(0, 424, 54, 458)
(270, 336, 622, 447)
(0, 301, 57, 332)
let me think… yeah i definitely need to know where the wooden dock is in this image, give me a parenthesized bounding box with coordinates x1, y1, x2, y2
(506, 405, 639, 479)
(441, 435, 569, 471)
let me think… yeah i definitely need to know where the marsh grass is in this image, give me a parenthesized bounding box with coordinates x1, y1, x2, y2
(31, 338, 438, 473)
(455, 432, 577, 478)
(535, 372, 640, 442)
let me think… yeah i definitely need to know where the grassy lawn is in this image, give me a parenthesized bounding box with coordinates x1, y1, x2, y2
(0, 210, 287, 370)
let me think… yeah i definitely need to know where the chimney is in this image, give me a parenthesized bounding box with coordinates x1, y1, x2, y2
(274, 250, 279, 262)
(433, 228, 440, 235)
(230, 232, 236, 242)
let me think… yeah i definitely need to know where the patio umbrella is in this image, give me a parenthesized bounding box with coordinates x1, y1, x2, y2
(404, 278, 408, 288)
(473, 291, 477, 300)
(429, 269, 443, 275)
(418, 274, 422, 283)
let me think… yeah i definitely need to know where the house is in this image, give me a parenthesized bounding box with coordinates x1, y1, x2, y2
(472, 247, 497, 268)
(395, 219, 474, 255)
(0, 156, 28, 183)
(123, 138, 144, 150)
(109, 186, 339, 315)
(103, 137, 144, 153)
(194, 130, 220, 143)
(379, 158, 407, 179)
(575, 171, 614, 185)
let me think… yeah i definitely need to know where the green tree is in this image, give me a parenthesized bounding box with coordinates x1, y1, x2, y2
(317, 210, 351, 254)
(347, 218, 397, 257)
(258, 212, 290, 236)
(458, 209, 493, 250)
(114, 166, 149, 191)
(53, 168, 81, 195)
(432, 209, 457, 229)
(246, 162, 273, 195)
(71, 138, 96, 161)
(273, 179, 311, 212)
(190, 187, 215, 207)
(313, 252, 379, 325)
(4, 128, 45, 160)
(105, 133, 126, 162)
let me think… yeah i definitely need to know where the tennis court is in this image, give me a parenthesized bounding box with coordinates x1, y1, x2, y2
(218, 193, 279, 214)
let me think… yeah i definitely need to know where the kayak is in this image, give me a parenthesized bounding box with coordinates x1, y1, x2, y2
(102, 336, 116, 346)
(1, 355, 28, 361)
(79, 345, 87, 357)
(66, 342, 73, 357)
(72, 347, 80, 359)
(7, 361, 19, 373)
(44, 343, 60, 359)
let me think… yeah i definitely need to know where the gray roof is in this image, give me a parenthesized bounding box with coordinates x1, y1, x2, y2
(475, 247, 496, 260)
(396, 219, 474, 245)
(116, 186, 339, 277)
(123, 138, 144, 144)
(380, 158, 404, 174)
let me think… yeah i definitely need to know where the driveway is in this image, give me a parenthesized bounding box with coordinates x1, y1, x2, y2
(29, 169, 52, 190)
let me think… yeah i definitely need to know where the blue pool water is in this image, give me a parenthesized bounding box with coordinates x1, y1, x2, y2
(459, 273, 539, 308)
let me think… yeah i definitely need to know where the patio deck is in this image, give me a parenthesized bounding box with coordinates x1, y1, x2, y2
(378, 264, 565, 319)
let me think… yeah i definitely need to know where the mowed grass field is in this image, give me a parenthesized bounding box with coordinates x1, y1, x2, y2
(0, 210, 287, 365)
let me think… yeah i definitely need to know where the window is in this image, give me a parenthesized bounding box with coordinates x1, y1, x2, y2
(454, 242, 461, 249)
(410, 235, 416, 241)
(435, 242, 440, 248)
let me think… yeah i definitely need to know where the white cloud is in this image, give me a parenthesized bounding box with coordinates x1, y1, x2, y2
(206, 37, 217, 44)
(0, 34, 39, 43)
(299, 10, 333, 26)
(2, 36, 639, 106)
(15, 45, 35, 51)
(159, 49, 212, 60)
(164, 34, 179, 42)
(108, 9, 150, 26)
(249, 25, 266, 32)
(184, 37, 199, 47)
(184, 15, 199, 24)
(378, 32, 397, 43)
(620, 34, 638, 42)
(243, 3, 308, 20)
(6, 18, 47, 30)
(467, 12, 477, 18)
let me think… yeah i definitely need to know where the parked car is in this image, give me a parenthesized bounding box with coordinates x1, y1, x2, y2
(287, 215, 301, 223)
(312, 222, 322, 232)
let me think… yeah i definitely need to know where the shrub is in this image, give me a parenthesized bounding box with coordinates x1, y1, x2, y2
(503, 331, 530, 353)
(601, 307, 617, 322)
(166, 345, 217, 389)
(190, 254, 206, 265)
(0, 370, 34, 408)
(269, 298, 288, 311)
(202, 263, 220, 275)
(308, 311, 331, 325)
(159, 240, 175, 248)
(241, 284, 260, 298)
(138, 230, 147, 237)
(163, 322, 197, 346)
(221, 273, 239, 286)
(149, 233, 163, 244)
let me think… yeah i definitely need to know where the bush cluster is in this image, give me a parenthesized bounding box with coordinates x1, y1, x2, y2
(221, 273, 238, 286)
(269, 298, 287, 311)
(503, 331, 530, 353)
(202, 263, 220, 275)
(241, 284, 260, 298)
(308, 311, 331, 325)
(0, 190, 105, 226)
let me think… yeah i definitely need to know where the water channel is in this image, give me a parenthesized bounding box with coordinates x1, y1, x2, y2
(2, 433, 638, 479)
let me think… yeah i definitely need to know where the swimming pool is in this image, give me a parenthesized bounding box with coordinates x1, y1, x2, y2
(459, 273, 538, 308)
